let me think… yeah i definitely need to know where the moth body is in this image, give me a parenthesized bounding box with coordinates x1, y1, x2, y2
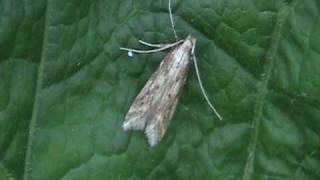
(123, 36, 196, 146)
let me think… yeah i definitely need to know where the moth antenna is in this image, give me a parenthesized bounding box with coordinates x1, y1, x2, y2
(168, 0, 178, 40)
(191, 45, 223, 120)
(120, 0, 181, 55)
(120, 40, 183, 54)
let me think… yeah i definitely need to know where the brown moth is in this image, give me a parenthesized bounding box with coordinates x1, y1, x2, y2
(122, 36, 196, 146)
(120, 0, 222, 147)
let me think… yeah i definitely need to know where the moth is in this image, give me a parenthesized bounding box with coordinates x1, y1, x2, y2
(120, 36, 222, 146)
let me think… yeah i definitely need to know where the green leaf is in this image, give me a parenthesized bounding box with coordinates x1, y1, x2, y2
(0, 0, 319, 179)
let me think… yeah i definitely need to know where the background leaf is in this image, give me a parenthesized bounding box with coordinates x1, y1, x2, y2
(0, 0, 319, 179)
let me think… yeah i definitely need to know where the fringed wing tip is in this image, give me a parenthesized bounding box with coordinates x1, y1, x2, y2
(122, 117, 146, 131)
(123, 119, 159, 147)
(145, 125, 160, 147)
(122, 121, 131, 131)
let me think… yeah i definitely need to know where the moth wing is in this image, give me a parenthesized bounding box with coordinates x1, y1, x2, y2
(122, 71, 160, 131)
(123, 36, 195, 146)
(145, 73, 189, 146)
(123, 45, 181, 131)
(145, 97, 179, 146)
(144, 38, 194, 146)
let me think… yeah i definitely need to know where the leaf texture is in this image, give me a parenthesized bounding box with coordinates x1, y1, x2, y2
(0, 0, 319, 179)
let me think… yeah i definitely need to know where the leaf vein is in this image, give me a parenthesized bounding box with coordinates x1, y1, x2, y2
(242, 3, 293, 180)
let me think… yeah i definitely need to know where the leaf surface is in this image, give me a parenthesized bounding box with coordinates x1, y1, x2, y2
(0, 0, 319, 179)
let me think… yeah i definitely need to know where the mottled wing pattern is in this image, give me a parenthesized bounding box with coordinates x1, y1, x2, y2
(144, 73, 188, 146)
(123, 36, 196, 146)
(122, 68, 162, 131)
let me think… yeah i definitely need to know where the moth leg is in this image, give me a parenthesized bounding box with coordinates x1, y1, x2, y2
(137, 39, 184, 48)
(120, 39, 183, 54)
(191, 43, 223, 120)
(138, 40, 167, 48)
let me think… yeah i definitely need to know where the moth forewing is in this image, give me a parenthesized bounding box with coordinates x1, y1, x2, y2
(123, 36, 196, 146)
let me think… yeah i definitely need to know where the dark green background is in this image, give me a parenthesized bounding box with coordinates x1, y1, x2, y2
(0, 0, 319, 179)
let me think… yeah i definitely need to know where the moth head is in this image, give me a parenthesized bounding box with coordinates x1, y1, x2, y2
(185, 35, 197, 55)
